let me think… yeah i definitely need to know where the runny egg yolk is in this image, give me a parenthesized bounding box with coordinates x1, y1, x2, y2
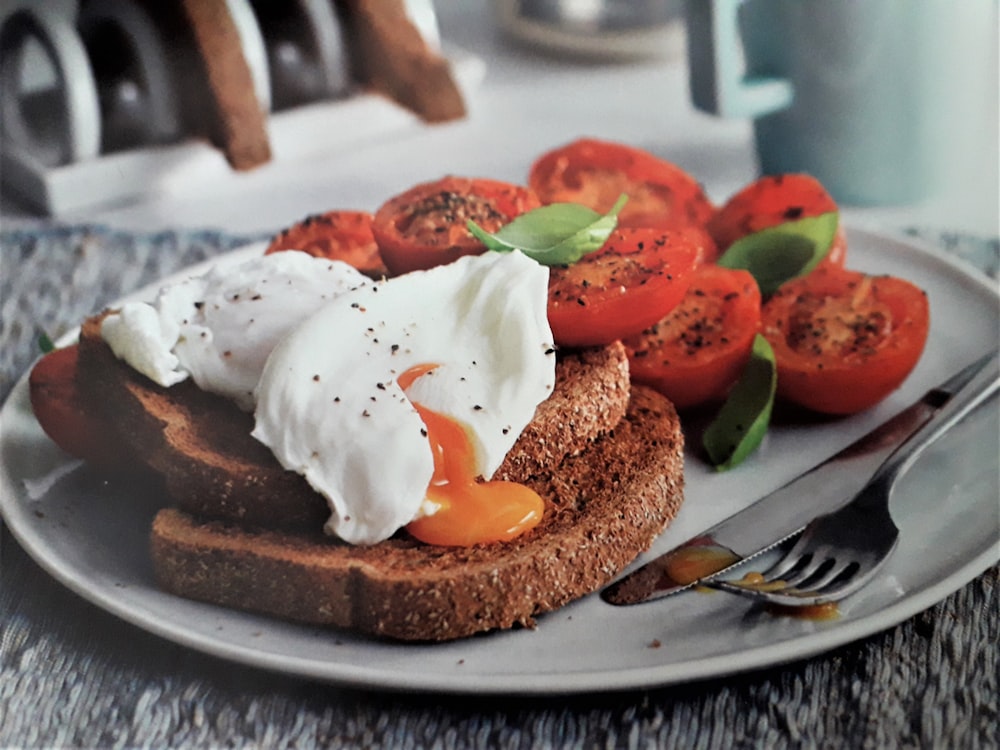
(399, 364, 545, 546)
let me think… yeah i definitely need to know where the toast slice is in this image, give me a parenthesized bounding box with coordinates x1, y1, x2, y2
(337, 0, 467, 122)
(151, 385, 684, 641)
(177, 0, 272, 170)
(76, 309, 683, 641)
(76, 315, 631, 531)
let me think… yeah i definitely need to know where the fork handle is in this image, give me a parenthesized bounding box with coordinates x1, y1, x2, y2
(872, 350, 999, 489)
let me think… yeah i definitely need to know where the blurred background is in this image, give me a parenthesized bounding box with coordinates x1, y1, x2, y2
(0, 0, 997, 238)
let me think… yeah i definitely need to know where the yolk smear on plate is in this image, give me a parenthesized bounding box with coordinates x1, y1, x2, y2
(400, 364, 545, 546)
(663, 544, 742, 586)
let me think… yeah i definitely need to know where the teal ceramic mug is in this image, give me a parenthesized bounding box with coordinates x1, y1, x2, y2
(685, 0, 997, 205)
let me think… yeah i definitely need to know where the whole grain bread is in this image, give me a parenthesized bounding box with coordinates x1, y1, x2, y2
(337, 0, 466, 122)
(77, 316, 631, 532)
(178, 0, 272, 170)
(77, 308, 684, 642)
(151, 385, 684, 641)
(136, 0, 465, 171)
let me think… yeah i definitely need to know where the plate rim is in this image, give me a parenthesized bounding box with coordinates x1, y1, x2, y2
(2, 226, 998, 695)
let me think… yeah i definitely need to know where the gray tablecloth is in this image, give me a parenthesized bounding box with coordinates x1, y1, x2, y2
(2, 225, 998, 749)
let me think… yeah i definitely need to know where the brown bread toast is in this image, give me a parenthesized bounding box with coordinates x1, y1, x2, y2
(337, 0, 467, 122)
(178, 0, 272, 170)
(136, 0, 465, 171)
(76, 312, 684, 641)
(150, 385, 683, 641)
(77, 315, 631, 531)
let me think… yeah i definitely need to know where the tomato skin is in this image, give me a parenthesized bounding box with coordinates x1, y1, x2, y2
(372, 176, 541, 276)
(265, 210, 387, 278)
(708, 173, 847, 270)
(678, 223, 721, 266)
(761, 267, 930, 415)
(623, 266, 762, 410)
(528, 138, 715, 231)
(547, 227, 699, 348)
(29, 345, 118, 468)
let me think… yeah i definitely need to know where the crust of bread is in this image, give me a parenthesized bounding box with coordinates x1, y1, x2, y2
(150, 385, 684, 641)
(77, 316, 630, 532)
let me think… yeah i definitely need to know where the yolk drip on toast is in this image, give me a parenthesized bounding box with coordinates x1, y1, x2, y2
(400, 364, 544, 546)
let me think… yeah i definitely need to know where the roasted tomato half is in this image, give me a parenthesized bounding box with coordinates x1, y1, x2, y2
(708, 173, 848, 269)
(679, 223, 721, 266)
(29, 345, 119, 468)
(528, 138, 715, 231)
(761, 267, 930, 415)
(265, 210, 387, 278)
(623, 266, 762, 410)
(372, 176, 541, 275)
(547, 227, 699, 348)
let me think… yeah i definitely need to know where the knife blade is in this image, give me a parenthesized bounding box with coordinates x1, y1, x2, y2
(601, 353, 994, 606)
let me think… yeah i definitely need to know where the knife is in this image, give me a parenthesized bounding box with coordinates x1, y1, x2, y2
(601, 352, 998, 606)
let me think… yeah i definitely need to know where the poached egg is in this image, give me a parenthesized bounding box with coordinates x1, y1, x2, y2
(102, 248, 555, 545)
(252, 250, 555, 544)
(101, 252, 368, 410)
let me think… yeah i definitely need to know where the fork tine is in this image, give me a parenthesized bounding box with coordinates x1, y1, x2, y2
(781, 555, 836, 589)
(800, 559, 860, 592)
(760, 533, 815, 581)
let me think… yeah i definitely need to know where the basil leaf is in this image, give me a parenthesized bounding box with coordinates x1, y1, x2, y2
(703, 334, 777, 471)
(717, 212, 839, 295)
(467, 194, 628, 266)
(38, 331, 55, 354)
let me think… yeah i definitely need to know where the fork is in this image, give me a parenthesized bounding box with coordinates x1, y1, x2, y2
(706, 350, 1000, 608)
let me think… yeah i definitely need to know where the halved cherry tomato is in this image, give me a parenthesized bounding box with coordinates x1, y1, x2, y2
(761, 267, 930, 415)
(265, 210, 388, 278)
(29, 345, 119, 468)
(708, 173, 848, 270)
(678, 223, 721, 266)
(528, 138, 715, 231)
(547, 227, 699, 348)
(623, 266, 762, 410)
(372, 176, 541, 275)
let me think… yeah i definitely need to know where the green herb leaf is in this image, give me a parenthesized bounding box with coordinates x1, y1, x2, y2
(717, 211, 839, 295)
(467, 194, 628, 266)
(703, 334, 777, 471)
(38, 331, 55, 354)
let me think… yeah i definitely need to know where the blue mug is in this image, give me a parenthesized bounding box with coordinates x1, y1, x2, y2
(684, 0, 997, 206)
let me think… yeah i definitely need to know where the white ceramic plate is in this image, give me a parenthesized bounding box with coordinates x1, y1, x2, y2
(2, 228, 997, 695)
